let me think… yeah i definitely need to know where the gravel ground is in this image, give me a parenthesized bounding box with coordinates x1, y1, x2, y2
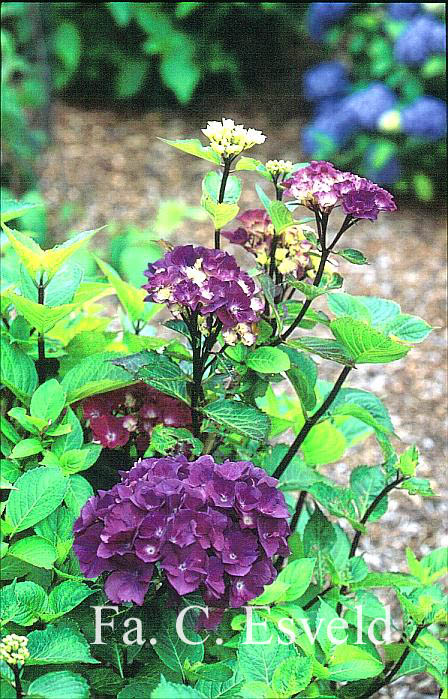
(38, 102, 447, 698)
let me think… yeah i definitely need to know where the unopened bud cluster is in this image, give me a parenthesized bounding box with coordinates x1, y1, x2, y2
(265, 159, 293, 177)
(202, 118, 266, 158)
(0, 634, 30, 665)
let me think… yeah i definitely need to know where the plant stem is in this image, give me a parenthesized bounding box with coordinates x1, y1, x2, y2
(336, 473, 407, 616)
(349, 473, 406, 559)
(357, 624, 427, 699)
(12, 665, 23, 699)
(290, 489, 307, 532)
(214, 158, 232, 249)
(273, 365, 352, 481)
(188, 311, 203, 438)
(273, 212, 329, 345)
(36, 276, 46, 384)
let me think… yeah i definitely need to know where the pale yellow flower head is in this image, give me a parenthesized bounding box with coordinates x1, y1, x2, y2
(202, 118, 266, 159)
(265, 159, 293, 177)
(0, 634, 30, 666)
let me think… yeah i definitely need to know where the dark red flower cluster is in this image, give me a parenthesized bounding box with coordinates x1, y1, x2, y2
(82, 383, 191, 451)
(73, 455, 290, 607)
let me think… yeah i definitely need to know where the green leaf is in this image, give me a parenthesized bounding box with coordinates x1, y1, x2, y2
(309, 483, 357, 524)
(153, 611, 203, 678)
(350, 571, 420, 590)
(325, 385, 394, 435)
(268, 201, 294, 233)
(42, 581, 95, 621)
(0, 336, 38, 404)
(30, 379, 66, 423)
(202, 171, 242, 204)
(255, 183, 272, 212)
(113, 350, 190, 403)
(64, 475, 93, 517)
(151, 677, 204, 698)
(271, 656, 312, 696)
(235, 157, 270, 179)
(1, 200, 37, 224)
(282, 347, 317, 412)
(6, 467, 68, 534)
(5, 293, 79, 334)
(398, 444, 419, 476)
(9, 536, 57, 569)
(337, 248, 369, 265)
(238, 613, 294, 684)
(10, 438, 43, 459)
(202, 399, 270, 441)
(118, 682, 155, 698)
(201, 193, 239, 229)
(257, 273, 282, 331)
(35, 505, 74, 564)
(350, 466, 387, 521)
(275, 558, 316, 601)
(328, 645, 383, 682)
(62, 352, 135, 404)
(52, 409, 83, 456)
(302, 421, 347, 466)
(0, 555, 33, 581)
(316, 599, 347, 658)
(115, 58, 148, 98)
(331, 317, 410, 363)
(288, 337, 355, 366)
(27, 671, 89, 699)
(382, 313, 433, 343)
(303, 506, 336, 584)
(94, 256, 146, 323)
(0, 580, 47, 626)
(158, 137, 221, 164)
(400, 477, 434, 497)
(107, 2, 133, 26)
(246, 347, 290, 374)
(27, 624, 98, 665)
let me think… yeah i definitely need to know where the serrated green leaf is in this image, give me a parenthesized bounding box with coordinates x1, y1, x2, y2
(10, 438, 43, 459)
(27, 624, 98, 665)
(271, 655, 312, 696)
(202, 171, 242, 204)
(246, 347, 290, 374)
(27, 671, 89, 699)
(201, 193, 239, 228)
(9, 536, 57, 569)
(202, 399, 270, 441)
(159, 137, 221, 164)
(331, 317, 410, 363)
(6, 467, 68, 534)
(337, 248, 369, 265)
(62, 352, 135, 404)
(328, 645, 383, 682)
(42, 581, 95, 621)
(64, 475, 94, 517)
(0, 336, 38, 404)
(1, 200, 38, 224)
(0, 580, 47, 626)
(288, 337, 355, 366)
(30, 379, 66, 423)
(94, 256, 146, 323)
(269, 200, 294, 233)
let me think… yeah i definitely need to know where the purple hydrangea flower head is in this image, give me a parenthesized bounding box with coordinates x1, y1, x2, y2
(81, 383, 192, 452)
(342, 83, 398, 130)
(303, 61, 350, 102)
(394, 15, 446, 65)
(387, 3, 420, 20)
(283, 161, 397, 219)
(142, 245, 263, 346)
(307, 3, 353, 41)
(73, 454, 290, 607)
(401, 96, 447, 141)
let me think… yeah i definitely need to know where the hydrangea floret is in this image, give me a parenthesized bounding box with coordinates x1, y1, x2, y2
(82, 383, 192, 450)
(0, 634, 30, 666)
(142, 245, 263, 347)
(73, 455, 290, 607)
(202, 118, 266, 159)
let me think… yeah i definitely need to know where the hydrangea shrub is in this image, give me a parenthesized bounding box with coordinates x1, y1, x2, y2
(0, 118, 446, 699)
(303, 2, 446, 201)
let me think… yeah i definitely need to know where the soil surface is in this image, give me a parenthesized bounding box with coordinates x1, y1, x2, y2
(39, 102, 447, 698)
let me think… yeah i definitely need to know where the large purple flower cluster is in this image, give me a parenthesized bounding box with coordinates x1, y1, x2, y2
(142, 245, 263, 346)
(73, 455, 290, 607)
(283, 161, 397, 220)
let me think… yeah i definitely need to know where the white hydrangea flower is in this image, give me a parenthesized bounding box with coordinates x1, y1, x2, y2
(202, 118, 266, 159)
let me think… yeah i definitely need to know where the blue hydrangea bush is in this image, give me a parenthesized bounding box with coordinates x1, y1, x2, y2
(0, 119, 446, 698)
(303, 2, 446, 201)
